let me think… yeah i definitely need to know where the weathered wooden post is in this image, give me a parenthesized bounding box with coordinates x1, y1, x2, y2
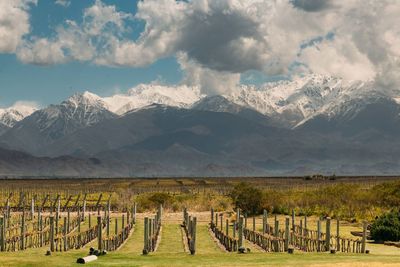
(97, 215, 102, 251)
(31, 197, 35, 220)
(190, 217, 197, 255)
(299, 219, 303, 249)
(317, 220, 321, 252)
(238, 217, 244, 251)
(143, 217, 149, 255)
(55, 205, 59, 235)
(21, 208, 25, 250)
(211, 208, 214, 226)
(215, 213, 219, 229)
(77, 212, 81, 248)
(0, 217, 5, 251)
(285, 217, 290, 251)
(253, 216, 256, 232)
(244, 213, 248, 229)
(304, 216, 308, 237)
(115, 218, 118, 236)
(336, 219, 340, 252)
(89, 213, 92, 228)
(236, 208, 240, 226)
(220, 214, 223, 230)
(274, 218, 279, 252)
(122, 214, 125, 239)
(263, 210, 267, 234)
(233, 222, 236, 238)
(362, 221, 367, 253)
(50, 215, 55, 252)
(39, 214, 43, 247)
(67, 210, 71, 233)
(225, 219, 229, 236)
(325, 217, 331, 251)
(63, 217, 68, 251)
(133, 203, 137, 224)
(291, 210, 295, 231)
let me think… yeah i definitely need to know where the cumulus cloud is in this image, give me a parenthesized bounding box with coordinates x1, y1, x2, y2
(17, 0, 132, 65)
(55, 0, 70, 8)
(0, 0, 36, 53)
(10, 0, 400, 94)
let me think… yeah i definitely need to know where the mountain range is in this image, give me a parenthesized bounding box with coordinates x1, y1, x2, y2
(1, 74, 400, 177)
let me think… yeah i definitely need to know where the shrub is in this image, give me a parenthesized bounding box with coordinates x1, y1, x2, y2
(229, 182, 263, 215)
(370, 210, 400, 242)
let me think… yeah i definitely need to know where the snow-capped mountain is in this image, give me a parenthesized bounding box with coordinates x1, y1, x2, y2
(0, 92, 116, 155)
(102, 84, 203, 115)
(0, 103, 38, 127)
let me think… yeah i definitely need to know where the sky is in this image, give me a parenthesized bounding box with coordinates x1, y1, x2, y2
(0, 0, 399, 108)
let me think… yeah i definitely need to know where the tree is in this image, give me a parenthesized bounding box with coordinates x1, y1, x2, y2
(370, 210, 400, 242)
(229, 182, 263, 215)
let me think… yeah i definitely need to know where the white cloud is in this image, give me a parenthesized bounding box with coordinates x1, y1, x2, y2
(55, 0, 70, 8)
(0, 0, 36, 53)
(11, 0, 400, 94)
(17, 0, 132, 65)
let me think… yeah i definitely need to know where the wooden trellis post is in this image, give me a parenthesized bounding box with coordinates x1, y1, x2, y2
(97, 215, 102, 251)
(274, 218, 279, 252)
(211, 208, 214, 225)
(263, 210, 267, 234)
(336, 219, 340, 251)
(362, 221, 367, 253)
(225, 219, 229, 236)
(50, 215, 55, 252)
(252, 216, 256, 232)
(317, 220, 321, 252)
(63, 217, 68, 251)
(291, 210, 295, 231)
(238, 217, 244, 250)
(0, 217, 5, 251)
(21, 208, 25, 250)
(190, 217, 197, 255)
(325, 217, 331, 251)
(285, 217, 290, 251)
(143, 217, 149, 255)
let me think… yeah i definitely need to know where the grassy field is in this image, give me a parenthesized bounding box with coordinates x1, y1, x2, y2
(0, 213, 399, 267)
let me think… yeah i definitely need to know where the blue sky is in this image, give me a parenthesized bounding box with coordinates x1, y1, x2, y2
(0, 0, 182, 107)
(1, 1, 392, 108)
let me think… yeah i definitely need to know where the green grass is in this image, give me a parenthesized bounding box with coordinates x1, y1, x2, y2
(1, 218, 400, 267)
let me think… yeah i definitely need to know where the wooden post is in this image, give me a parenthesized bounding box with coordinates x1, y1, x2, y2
(274, 218, 279, 252)
(238, 217, 244, 250)
(233, 222, 236, 238)
(299, 219, 303, 248)
(244, 213, 247, 229)
(317, 220, 321, 252)
(291, 210, 295, 231)
(220, 214, 223, 230)
(55, 207, 59, 235)
(39, 215, 43, 247)
(50, 215, 55, 252)
(190, 217, 197, 255)
(253, 216, 256, 232)
(67, 210, 70, 233)
(325, 217, 331, 251)
(115, 218, 118, 235)
(133, 203, 137, 224)
(31, 197, 35, 220)
(226, 219, 229, 236)
(211, 208, 214, 225)
(97, 215, 102, 251)
(304, 216, 308, 237)
(21, 208, 25, 250)
(0, 217, 5, 251)
(284, 217, 289, 251)
(82, 200, 86, 220)
(336, 219, 340, 252)
(362, 221, 367, 253)
(263, 210, 267, 234)
(143, 217, 149, 255)
(63, 217, 68, 251)
(89, 213, 92, 228)
(215, 213, 219, 229)
(236, 208, 240, 225)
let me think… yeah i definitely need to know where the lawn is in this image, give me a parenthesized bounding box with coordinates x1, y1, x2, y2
(0, 213, 399, 267)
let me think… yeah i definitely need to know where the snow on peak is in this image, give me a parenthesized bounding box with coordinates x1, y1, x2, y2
(0, 102, 39, 127)
(64, 91, 105, 108)
(103, 84, 204, 115)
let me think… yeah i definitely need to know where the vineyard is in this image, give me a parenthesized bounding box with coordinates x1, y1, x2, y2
(0, 178, 399, 266)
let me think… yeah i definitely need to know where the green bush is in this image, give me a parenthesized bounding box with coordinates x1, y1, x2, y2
(229, 182, 263, 215)
(370, 210, 400, 242)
